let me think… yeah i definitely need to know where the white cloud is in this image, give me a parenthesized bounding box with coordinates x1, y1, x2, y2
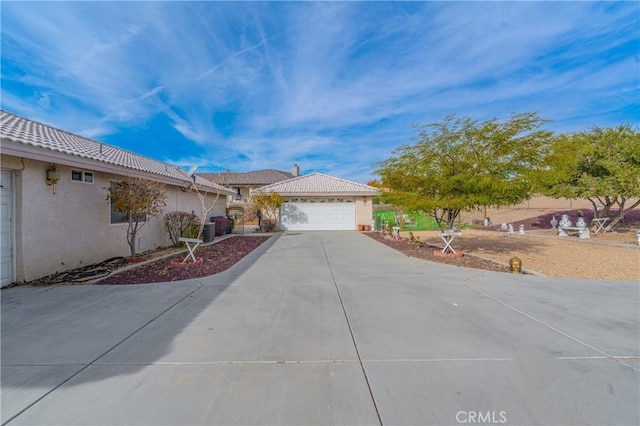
(1, 1, 637, 184)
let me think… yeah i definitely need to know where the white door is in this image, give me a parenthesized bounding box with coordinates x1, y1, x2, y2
(0, 171, 14, 286)
(280, 201, 356, 231)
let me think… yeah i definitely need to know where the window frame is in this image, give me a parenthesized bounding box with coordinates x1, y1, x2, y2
(71, 169, 94, 184)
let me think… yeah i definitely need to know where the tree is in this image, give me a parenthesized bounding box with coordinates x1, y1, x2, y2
(535, 125, 640, 230)
(106, 178, 167, 258)
(182, 171, 231, 239)
(366, 179, 383, 188)
(375, 113, 554, 231)
(251, 191, 284, 231)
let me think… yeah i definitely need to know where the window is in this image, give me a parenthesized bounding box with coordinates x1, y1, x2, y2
(109, 181, 145, 224)
(110, 199, 129, 224)
(71, 170, 93, 183)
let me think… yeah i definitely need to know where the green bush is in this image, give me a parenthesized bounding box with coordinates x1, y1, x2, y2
(163, 211, 200, 246)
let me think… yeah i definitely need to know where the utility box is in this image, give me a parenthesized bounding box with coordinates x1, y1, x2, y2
(202, 222, 215, 243)
(210, 216, 231, 236)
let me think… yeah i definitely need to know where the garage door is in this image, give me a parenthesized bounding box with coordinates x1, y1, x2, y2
(280, 202, 356, 231)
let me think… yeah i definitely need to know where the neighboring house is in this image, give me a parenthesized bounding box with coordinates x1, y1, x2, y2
(253, 173, 379, 231)
(199, 165, 299, 202)
(0, 110, 235, 286)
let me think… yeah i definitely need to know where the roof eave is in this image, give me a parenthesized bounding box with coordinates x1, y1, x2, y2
(255, 191, 379, 197)
(1, 139, 233, 194)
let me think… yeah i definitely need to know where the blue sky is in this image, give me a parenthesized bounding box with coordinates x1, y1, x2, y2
(1, 1, 638, 183)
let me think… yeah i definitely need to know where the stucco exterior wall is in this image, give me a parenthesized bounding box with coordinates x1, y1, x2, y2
(355, 197, 374, 228)
(508, 196, 594, 209)
(2, 155, 226, 283)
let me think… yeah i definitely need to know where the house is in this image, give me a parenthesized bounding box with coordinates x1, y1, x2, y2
(199, 165, 299, 202)
(253, 173, 379, 231)
(0, 110, 235, 286)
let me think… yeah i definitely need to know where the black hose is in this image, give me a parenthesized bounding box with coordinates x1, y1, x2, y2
(31, 257, 127, 285)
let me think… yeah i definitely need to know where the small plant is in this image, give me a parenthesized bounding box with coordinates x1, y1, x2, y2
(163, 211, 200, 246)
(261, 217, 278, 232)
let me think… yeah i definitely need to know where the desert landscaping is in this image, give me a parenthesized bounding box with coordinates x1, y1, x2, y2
(397, 207, 640, 281)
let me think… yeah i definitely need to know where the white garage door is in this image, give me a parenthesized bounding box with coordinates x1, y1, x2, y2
(1, 171, 13, 286)
(280, 202, 356, 231)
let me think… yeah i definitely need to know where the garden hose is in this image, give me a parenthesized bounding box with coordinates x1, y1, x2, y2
(30, 257, 127, 285)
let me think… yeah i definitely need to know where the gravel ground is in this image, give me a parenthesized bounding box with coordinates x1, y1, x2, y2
(383, 206, 639, 281)
(401, 229, 639, 281)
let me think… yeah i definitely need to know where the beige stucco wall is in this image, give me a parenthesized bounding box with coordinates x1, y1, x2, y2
(355, 197, 374, 228)
(2, 156, 226, 283)
(508, 196, 594, 209)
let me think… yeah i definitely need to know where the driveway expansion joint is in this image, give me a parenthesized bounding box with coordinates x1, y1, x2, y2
(469, 285, 640, 373)
(318, 232, 384, 426)
(1, 282, 206, 426)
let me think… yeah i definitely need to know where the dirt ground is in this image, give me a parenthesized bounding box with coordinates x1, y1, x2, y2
(404, 207, 640, 281)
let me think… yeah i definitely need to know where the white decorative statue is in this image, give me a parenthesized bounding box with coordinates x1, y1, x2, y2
(559, 214, 572, 227)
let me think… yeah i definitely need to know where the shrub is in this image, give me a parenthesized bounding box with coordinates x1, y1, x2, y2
(262, 218, 278, 232)
(164, 211, 200, 246)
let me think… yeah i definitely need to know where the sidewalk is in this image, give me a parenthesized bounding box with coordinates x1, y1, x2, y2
(2, 232, 638, 425)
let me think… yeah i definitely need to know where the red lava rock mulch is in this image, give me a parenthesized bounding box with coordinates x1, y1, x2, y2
(99, 236, 271, 285)
(484, 209, 640, 231)
(366, 232, 511, 273)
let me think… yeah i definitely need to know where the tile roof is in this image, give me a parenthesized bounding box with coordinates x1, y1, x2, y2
(254, 173, 379, 196)
(199, 169, 294, 185)
(0, 110, 233, 194)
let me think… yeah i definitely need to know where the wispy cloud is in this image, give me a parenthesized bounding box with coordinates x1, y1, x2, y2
(1, 1, 637, 182)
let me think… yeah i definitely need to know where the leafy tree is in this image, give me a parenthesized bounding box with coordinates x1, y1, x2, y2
(106, 178, 167, 258)
(251, 191, 284, 231)
(375, 113, 554, 231)
(535, 125, 640, 230)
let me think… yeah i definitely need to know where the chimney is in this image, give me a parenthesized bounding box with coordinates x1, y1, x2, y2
(292, 164, 300, 177)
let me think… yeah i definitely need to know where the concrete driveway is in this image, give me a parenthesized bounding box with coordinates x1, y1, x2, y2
(2, 232, 638, 425)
